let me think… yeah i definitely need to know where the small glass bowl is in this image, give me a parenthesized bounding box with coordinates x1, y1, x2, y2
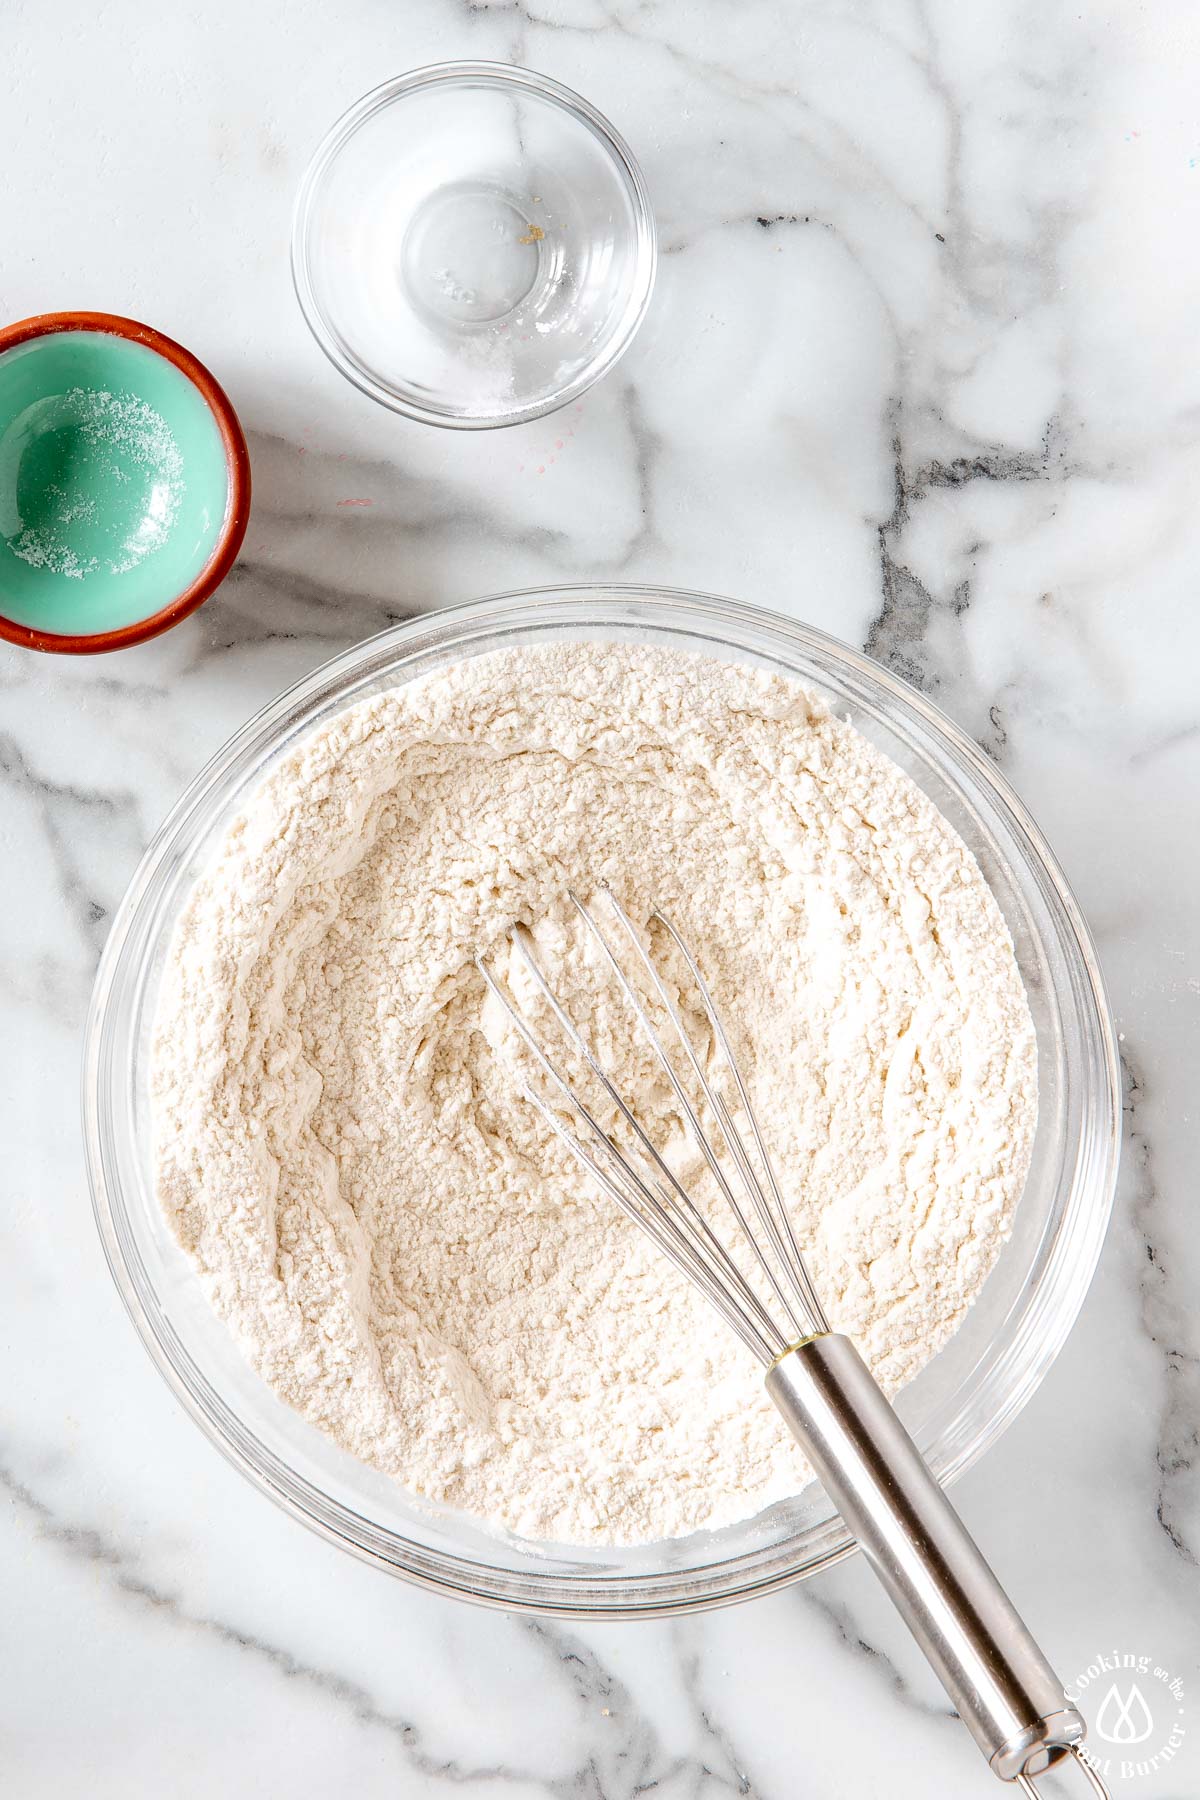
(291, 64, 657, 429)
(85, 588, 1120, 1617)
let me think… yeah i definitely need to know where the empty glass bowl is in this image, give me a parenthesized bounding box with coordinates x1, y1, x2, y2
(291, 64, 657, 428)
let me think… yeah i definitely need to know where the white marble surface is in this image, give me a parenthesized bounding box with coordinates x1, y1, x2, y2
(2, 1, 1198, 1794)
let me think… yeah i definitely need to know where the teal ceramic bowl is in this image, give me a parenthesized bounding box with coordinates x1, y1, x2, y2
(0, 313, 250, 654)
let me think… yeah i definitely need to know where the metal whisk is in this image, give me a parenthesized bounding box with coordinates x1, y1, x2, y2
(479, 887, 1110, 1800)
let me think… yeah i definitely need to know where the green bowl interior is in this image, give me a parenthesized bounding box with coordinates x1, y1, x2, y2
(0, 330, 231, 635)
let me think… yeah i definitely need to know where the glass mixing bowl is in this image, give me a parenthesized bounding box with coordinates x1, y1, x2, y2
(84, 588, 1120, 1617)
(291, 65, 657, 428)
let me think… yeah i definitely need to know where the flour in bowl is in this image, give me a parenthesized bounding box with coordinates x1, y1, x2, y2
(152, 644, 1037, 1545)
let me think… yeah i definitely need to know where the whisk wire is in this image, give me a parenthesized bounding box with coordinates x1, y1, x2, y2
(591, 895, 829, 1342)
(477, 889, 834, 1363)
(475, 942, 784, 1361)
(572, 896, 798, 1339)
(506, 925, 778, 1340)
(520, 1086, 772, 1363)
(649, 909, 831, 1337)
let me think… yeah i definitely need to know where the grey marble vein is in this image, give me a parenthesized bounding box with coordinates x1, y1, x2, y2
(2, 1446, 793, 1800)
(1122, 1044, 1200, 1572)
(796, 1584, 953, 1726)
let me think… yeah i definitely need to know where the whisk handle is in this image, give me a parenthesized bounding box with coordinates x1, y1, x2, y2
(766, 1334, 1087, 1786)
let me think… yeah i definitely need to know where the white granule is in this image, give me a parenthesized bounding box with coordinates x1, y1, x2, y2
(6, 387, 184, 580)
(152, 644, 1037, 1546)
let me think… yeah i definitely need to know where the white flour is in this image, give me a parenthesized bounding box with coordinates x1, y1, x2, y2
(152, 644, 1037, 1546)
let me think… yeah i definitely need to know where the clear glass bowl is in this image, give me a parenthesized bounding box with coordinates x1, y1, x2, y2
(84, 588, 1120, 1617)
(291, 65, 657, 429)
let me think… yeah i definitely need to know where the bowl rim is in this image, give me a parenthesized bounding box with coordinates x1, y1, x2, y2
(84, 584, 1122, 1616)
(0, 310, 251, 656)
(290, 61, 659, 430)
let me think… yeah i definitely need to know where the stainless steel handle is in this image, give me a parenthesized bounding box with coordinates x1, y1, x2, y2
(766, 1335, 1093, 1787)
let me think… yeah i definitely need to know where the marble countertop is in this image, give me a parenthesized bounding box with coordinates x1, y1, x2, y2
(2, 1, 1197, 1794)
